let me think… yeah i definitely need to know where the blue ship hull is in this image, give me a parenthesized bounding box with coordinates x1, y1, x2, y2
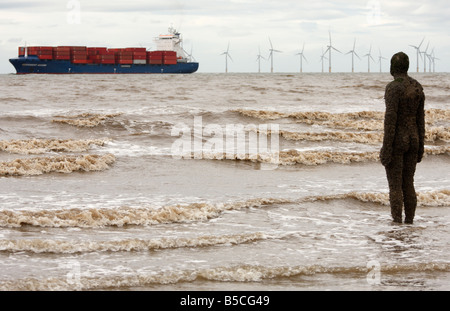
(9, 56, 199, 74)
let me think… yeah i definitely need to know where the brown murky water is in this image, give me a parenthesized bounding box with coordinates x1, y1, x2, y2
(0, 72, 449, 290)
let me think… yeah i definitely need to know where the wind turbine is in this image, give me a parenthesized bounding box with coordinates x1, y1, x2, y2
(410, 37, 424, 73)
(430, 49, 439, 73)
(256, 46, 265, 73)
(378, 49, 387, 73)
(364, 45, 375, 73)
(324, 31, 341, 73)
(295, 43, 307, 73)
(220, 42, 233, 73)
(346, 38, 360, 73)
(320, 48, 328, 73)
(426, 47, 435, 73)
(420, 41, 429, 72)
(268, 37, 282, 73)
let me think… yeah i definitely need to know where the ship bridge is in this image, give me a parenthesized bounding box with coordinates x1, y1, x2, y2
(154, 27, 188, 62)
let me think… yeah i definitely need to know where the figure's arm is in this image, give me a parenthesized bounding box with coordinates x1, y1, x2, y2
(417, 90, 425, 163)
(380, 84, 399, 167)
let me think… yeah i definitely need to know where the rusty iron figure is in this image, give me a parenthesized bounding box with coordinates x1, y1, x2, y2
(380, 52, 425, 224)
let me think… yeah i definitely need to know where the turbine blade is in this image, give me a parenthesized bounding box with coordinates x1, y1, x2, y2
(418, 37, 425, 49)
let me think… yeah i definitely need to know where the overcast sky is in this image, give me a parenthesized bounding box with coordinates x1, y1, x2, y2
(1, 0, 449, 73)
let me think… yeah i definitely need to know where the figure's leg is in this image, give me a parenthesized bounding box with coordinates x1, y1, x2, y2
(385, 153, 404, 223)
(403, 150, 418, 224)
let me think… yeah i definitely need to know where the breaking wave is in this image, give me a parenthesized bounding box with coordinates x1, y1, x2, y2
(1, 189, 447, 228)
(0, 232, 272, 254)
(0, 139, 108, 154)
(1, 262, 448, 291)
(190, 146, 449, 166)
(52, 113, 122, 128)
(235, 109, 450, 131)
(268, 127, 449, 144)
(0, 154, 116, 176)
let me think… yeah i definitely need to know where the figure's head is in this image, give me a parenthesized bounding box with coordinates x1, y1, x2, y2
(390, 52, 409, 77)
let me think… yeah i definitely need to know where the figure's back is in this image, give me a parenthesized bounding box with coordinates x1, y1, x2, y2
(385, 75, 425, 152)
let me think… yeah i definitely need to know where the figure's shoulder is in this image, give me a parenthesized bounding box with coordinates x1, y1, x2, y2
(408, 76, 424, 92)
(385, 78, 405, 94)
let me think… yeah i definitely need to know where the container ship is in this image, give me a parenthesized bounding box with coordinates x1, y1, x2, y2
(9, 28, 199, 74)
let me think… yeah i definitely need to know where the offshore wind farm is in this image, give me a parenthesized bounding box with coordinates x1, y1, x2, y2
(218, 32, 440, 74)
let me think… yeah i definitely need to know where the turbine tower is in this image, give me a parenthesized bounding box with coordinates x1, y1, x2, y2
(420, 41, 430, 72)
(220, 42, 233, 73)
(426, 47, 434, 73)
(410, 37, 424, 73)
(268, 37, 282, 73)
(295, 43, 307, 73)
(256, 46, 265, 73)
(346, 38, 360, 73)
(378, 49, 387, 73)
(364, 45, 375, 73)
(430, 49, 439, 73)
(320, 48, 328, 73)
(324, 31, 341, 73)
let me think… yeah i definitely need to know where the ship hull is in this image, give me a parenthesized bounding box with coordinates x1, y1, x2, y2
(9, 56, 199, 74)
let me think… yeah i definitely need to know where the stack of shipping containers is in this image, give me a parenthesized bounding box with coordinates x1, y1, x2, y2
(101, 51, 115, 65)
(71, 46, 87, 64)
(54, 47, 71, 60)
(147, 51, 163, 65)
(18, 46, 179, 66)
(163, 51, 177, 65)
(116, 50, 133, 65)
(26, 47, 53, 60)
(128, 48, 147, 64)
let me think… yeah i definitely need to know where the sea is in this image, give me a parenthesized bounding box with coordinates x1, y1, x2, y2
(0, 72, 449, 291)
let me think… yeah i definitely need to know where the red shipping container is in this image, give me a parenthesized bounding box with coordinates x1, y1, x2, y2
(27, 47, 40, 55)
(87, 48, 98, 55)
(119, 59, 133, 65)
(133, 52, 147, 60)
(18, 47, 26, 56)
(38, 54, 53, 60)
(108, 48, 123, 54)
(56, 47, 71, 52)
(163, 51, 176, 57)
(72, 51, 87, 57)
(72, 59, 88, 64)
(126, 47, 146, 53)
(55, 55, 71, 60)
(95, 47, 108, 55)
(149, 51, 163, 59)
(149, 59, 163, 65)
(164, 59, 177, 65)
(101, 54, 116, 64)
